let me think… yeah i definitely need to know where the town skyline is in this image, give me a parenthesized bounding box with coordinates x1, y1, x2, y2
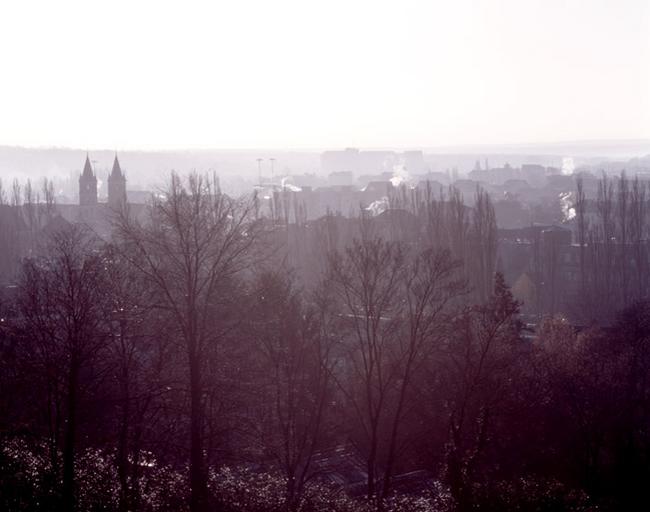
(2, 2, 650, 511)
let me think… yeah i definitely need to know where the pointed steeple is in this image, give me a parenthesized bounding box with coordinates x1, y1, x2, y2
(110, 154, 122, 178)
(108, 152, 127, 208)
(82, 153, 94, 178)
(79, 153, 98, 206)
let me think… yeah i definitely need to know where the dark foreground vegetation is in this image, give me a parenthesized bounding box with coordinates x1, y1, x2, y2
(1, 173, 650, 512)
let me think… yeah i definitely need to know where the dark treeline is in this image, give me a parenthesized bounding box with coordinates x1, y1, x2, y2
(575, 172, 650, 323)
(1, 173, 650, 512)
(0, 177, 57, 280)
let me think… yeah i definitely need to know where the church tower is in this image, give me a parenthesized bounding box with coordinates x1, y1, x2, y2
(79, 154, 98, 205)
(108, 154, 127, 209)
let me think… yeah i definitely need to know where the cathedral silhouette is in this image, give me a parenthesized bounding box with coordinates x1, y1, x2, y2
(79, 153, 126, 208)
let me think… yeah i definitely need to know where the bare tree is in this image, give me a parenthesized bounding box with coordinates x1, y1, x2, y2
(575, 175, 589, 317)
(445, 186, 470, 279)
(617, 172, 630, 305)
(40, 177, 57, 225)
(470, 187, 497, 303)
(328, 221, 463, 507)
(629, 177, 647, 301)
(249, 271, 336, 511)
(328, 230, 405, 503)
(379, 247, 464, 500)
(596, 172, 615, 318)
(100, 244, 172, 512)
(113, 172, 262, 512)
(11, 178, 21, 208)
(440, 273, 522, 511)
(18, 225, 106, 512)
(0, 178, 6, 206)
(23, 179, 38, 250)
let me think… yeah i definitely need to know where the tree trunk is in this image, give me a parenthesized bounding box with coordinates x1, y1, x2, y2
(62, 360, 79, 512)
(367, 431, 377, 502)
(189, 347, 207, 512)
(117, 364, 130, 512)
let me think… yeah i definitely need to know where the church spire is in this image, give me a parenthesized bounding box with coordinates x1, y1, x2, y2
(79, 153, 98, 206)
(110, 153, 122, 178)
(108, 152, 127, 208)
(82, 153, 94, 178)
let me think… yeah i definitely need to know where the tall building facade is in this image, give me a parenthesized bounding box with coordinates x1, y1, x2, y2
(108, 154, 127, 208)
(79, 154, 98, 205)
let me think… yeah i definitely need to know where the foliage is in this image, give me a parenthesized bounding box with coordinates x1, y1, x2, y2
(3, 173, 650, 512)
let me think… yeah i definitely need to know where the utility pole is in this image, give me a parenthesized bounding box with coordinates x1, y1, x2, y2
(270, 158, 276, 186)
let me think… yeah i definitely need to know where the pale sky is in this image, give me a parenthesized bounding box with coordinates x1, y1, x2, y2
(0, 0, 649, 150)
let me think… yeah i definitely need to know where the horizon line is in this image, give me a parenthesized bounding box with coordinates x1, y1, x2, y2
(2, 137, 650, 155)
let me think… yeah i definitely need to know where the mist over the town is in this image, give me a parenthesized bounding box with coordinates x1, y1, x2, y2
(1, 1, 650, 512)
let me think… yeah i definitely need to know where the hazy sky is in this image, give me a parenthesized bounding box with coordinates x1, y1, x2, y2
(1, 0, 649, 150)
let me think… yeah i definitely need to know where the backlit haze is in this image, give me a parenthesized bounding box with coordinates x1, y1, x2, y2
(1, 0, 649, 151)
